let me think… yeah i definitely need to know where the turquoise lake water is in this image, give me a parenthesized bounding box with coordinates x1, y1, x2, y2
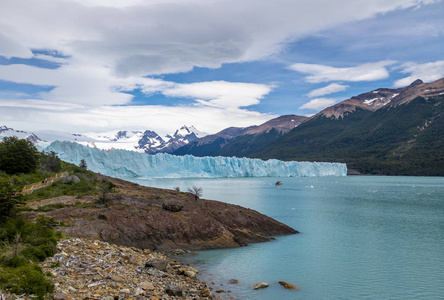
(131, 176, 444, 300)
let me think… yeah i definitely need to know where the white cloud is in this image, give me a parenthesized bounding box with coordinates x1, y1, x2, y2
(299, 98, 337, 110)
(0, 99, 274, 136)
(162, 81, 273, 109)
(0, 0, 439, 133)
(307, 83, 349, 97)
(0, 32, 33, 59)
(394, 60, 444, 87)
(0, 0, 434, 75)
(289, 61, 397, 83)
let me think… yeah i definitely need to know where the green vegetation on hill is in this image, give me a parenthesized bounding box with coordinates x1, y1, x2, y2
(253, 96, 444, 176)
(0, 137, 107, 298)
(173, 136, 233, 157)
(216, 128, 285, 157)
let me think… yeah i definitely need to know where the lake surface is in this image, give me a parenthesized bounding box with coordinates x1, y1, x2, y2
(130, 176, 444, 300)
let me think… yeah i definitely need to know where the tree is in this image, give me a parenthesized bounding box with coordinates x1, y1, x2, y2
(187, 186, 203, 200)
(39, 151, 61, 172)
(0, 137, 39, 174)
(79, 159, 87, 170)
(0, 179, 22, 219)
(97, 179, 116, 205)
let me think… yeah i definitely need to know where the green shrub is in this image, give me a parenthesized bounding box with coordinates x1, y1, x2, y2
(0, 216, 59, 299)
(0, 263, 54, 299)
(0, 137, 39, 175)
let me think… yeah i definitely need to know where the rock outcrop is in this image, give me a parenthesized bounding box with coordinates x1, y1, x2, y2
(29, 176, 298, 251)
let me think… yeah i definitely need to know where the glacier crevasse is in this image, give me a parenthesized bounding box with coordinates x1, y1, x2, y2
(45, 141, 347, 178)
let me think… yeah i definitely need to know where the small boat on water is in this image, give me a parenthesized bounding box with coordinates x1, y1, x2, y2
(275, 180, 282, 186)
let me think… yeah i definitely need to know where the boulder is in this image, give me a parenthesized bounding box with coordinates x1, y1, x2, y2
(166, 284, 183, 296)
(145, 259, 169, 271)
(146, 267, 168, 277)
(278, 281, 298, 290)
(179, 266, 199, 278)
(52, 292, 68, 300)
(110, 275, 124, 282)
(139, 281, 155, 290)
(228, 279, 239, 284)
(201, 286, 211, 297)
(252, 282, 269, 290)
(61, 175, 80, 184)
(162, 200, 183, 212)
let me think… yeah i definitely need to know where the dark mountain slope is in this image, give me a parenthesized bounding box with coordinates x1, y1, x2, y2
(253, 95, 444, 175)
(173, 115, 307, 157)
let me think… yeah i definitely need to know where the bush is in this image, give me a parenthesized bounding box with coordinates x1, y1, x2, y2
(0, 263, 54, 299)
(0, 178, 22, 219)
(0, 216, 59, 299)
(39, 151, 61, 172)
(0, 137, 39, 175)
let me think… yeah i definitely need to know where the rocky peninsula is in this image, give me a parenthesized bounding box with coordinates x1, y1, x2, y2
(26, 175, 298, 251)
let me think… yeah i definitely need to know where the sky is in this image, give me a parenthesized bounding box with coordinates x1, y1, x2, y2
(0, 0, 443, 135)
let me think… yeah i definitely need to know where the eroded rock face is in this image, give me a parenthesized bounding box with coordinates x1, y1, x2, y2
(33, 176, 298, 251)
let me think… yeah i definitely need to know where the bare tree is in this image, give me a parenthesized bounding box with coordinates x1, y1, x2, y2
(187, 186, 203, 200)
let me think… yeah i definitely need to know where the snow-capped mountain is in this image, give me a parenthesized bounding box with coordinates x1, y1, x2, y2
(1, 125, 205, 154)
(316, 79, 425, 119)
(0, 125, 42, 143)
(81, 125, 204, 154)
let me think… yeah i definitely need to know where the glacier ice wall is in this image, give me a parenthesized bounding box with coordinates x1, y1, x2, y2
(45, 141, 347, 178)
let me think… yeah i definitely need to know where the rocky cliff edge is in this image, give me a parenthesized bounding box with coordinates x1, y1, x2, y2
(25, 176, 298, 251)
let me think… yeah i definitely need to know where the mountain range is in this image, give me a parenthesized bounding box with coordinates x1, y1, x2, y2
(2, 77, 444, 176)
(251, 78, 444, 176)
(0, 125, 204, 155)
(173, 77, 444, 175)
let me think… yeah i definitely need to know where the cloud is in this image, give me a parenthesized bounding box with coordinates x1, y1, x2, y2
(307, 83, 349, 97)
(299, 98, 337, 110)
(0, 0, 439, 134)
(162, 81, 273, 109)
(394, 60, 444, 87)
(289, 61, 397, 83)
(0, 0, 434, 76)
(0, 32, 33, 59)
(0, 99, 275, 136)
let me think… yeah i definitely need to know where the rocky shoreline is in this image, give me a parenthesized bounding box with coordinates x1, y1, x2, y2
(3, 238, 224, 300)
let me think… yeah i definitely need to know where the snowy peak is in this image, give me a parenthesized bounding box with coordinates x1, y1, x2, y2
(316, 78, 443, 120)
(0, 125, 42, 143)
(1, 124, 204, 155)
(82, 125, 204, 154)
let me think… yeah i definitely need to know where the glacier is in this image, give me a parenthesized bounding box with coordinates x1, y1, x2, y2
(45, 141, 347, 178)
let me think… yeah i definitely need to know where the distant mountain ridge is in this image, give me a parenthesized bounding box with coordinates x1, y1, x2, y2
(0, 125, 205, 155)
(0, 125, 42, 143)
(252, 78, 444, 176)
(173, 115, 308, 157)
(83, 125, 203, 154)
